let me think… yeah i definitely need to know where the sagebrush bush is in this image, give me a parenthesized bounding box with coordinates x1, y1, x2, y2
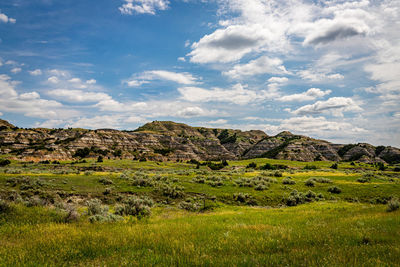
(387, 197, 399, 212)
(282, 178, 296, 185)
(305, 179, 316, 187)
(89, 214, 123, 223)
(328, 186, 342, 194)
(114, 196, 154, 219)
(179, 199, 202, 212)
(0, 199, 11, 214)
(99, 178, 113, 185)
(86, 198, 108, 216)
(233, 193, 257, 205)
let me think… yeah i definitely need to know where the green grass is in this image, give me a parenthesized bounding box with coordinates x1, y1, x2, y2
(0, 157, 399, 266)
(0, 202, 399, 266)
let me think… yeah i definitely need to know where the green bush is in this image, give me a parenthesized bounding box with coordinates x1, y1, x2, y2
(304, 165, 317, 170)
(0, 199, 11, 214)
(387, 197, 399, 212)
(115, 196, 154, 219)
(305, 178, 316, 187)
(99, 178, 113, 185)
(86, 199, 108, 216)
(282, 178, 296, 185)
(179, 199, 202, 212)
(246, 162, 257, 169)
(328, 186, 342, 194)
(0, 159, 11, 167)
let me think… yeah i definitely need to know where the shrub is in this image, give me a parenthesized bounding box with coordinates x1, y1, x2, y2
(89, 214, 123, 223)
(0, 199, 11, 214)
(74, 148, 90, 158)
(114, 196, 154, 219)
(273, 171, 283, 177)
(305, 178, 316, 187)
(387, 197, 400, 212)
(97, 156, 103, 162)
(233, 193, 257, 205)
(260, 163, 275, 170)
(99, 178, 113, 185)
(103, 188, 112, 195)
(313, 177, 332, 183)
(304, 165, 317, 170)
(86, 199, 108, 216)
(0, 159, 11, 167)
(328, 186, 342, 194)
(157, 184, 184, 198)
(179, 199, 202, 212)
(357, 176, 371, 183)
(330, 163, 338, 169)
(246, 162, 257, 169)
(254, 183, 267, 191)
(282, 178, 296, 185)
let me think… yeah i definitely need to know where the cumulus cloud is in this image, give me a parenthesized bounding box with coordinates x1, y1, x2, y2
(10, 68, 21, 74)
(278, 88, 331, 102)
(0, 12, 16, 24)
(47, 89, 112, 103)
(0, 75, 78, 119)
(298, 70, 344, 82)
(119, 0, 169, 15)
(223, 56, 289, 79)
(268, 77, 288, 83)
(290, 97, 362, 116)
(125, 70, 200, 87)
(268, 116, 367, 136)
(208, 119, 228, 125)
(188, 24, 285, 63)
(178, 83, 270, 105)
(48, 76, 59, 84)
(28, 69, 42, 76)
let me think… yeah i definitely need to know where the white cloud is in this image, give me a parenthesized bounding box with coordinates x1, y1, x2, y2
(47, 89, 112, 103)
(0, 13, 16, 24)
(178, 83, 270, 105)
(86, 79, 97, 84)
(268, 77, 288, 83)
(19, 92, 40, 100)
(290, 97, 362, 116)
(223, 56, 289, 79)
(68, 78, 82, 83)
(278, 88, 331, 102)
(298, 69, 344, 82)
(29, 69, 42, 76)
(176, 106, 210, 118)
(267, 116, 367, 136)
(10, 68, 21, 74)
(208, 119, 228, 125)
(0, 75, 78, 120)
(48, 76, 59, 84)
(188, 23, 288, 63)
(119, 0, 169, 15)
(125, 70, 200, 86)
(178, 57, 186, 62)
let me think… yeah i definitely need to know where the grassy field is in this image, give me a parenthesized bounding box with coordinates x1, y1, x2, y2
(0, 158, 399, 266)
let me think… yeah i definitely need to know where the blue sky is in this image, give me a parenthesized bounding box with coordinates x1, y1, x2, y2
(0, 0, 399, 147)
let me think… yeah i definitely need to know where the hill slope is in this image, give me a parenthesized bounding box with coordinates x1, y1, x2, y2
(0, 119, 399, 163)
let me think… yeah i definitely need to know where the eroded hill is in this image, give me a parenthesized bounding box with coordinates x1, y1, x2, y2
(0, 119, 399, 163)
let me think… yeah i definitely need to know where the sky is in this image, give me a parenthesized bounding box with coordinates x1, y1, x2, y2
(0, 0, 399, 147)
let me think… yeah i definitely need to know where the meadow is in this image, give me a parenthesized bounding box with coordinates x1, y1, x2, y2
(0, 158, 399, 266)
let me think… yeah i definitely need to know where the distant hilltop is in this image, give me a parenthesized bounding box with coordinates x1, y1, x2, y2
(0, 119, 399, 164)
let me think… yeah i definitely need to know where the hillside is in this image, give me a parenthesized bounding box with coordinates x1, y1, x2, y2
(0, 119, 399, 163)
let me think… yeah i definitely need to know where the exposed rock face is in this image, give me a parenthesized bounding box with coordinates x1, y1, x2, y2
(0, 119, 399, 163)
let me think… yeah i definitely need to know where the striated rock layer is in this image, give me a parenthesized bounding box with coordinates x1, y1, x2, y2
(0, 119, 399, 163)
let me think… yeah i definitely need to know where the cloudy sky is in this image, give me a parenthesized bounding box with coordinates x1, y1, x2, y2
(0, 0, 399, 146)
